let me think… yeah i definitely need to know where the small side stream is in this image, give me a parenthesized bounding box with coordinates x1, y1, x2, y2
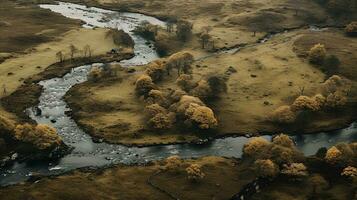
(0, 2, 355, 186)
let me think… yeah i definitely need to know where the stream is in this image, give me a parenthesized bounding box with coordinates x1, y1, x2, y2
(0, 2, 356, 186)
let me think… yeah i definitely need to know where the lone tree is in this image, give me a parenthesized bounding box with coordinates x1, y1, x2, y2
(186, 164, 205, 181)
(309, 43, 327, 65)
(69, 44, 78, 60)
(56, 51, 65, 63)
(83, 45, 92, 58)
(176, 20, 193, 42)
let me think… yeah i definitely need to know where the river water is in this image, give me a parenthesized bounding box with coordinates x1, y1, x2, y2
(0, 2, 356, 186)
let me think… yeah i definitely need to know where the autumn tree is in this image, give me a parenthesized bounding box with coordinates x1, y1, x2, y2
(291, 95, 320, 112)
(176, 20, 193, 42)
(186, 164, 205, 181)
(135, 74, 156, 96)
(145, 61, 166, 82)
(166, 51, 194, 76)
(191, 80, 212, 100)
(184, 103, 218, 129)
(14, 123, 62, 150)
(254, 159, 279, 178)
(243, 137, 271, 159)
(145, 89, 168, 106)
(176, 74, 195, 92)
(87, 66, 103, 82)
(309, 43, 327, 65)
(165, 155, 182, 172)
(281, 163, 308, 181)
(271, 105, 296, 123)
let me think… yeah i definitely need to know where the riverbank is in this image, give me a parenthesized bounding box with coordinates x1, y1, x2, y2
(0, 156, 257, 200)
(64, 27, 357, 146)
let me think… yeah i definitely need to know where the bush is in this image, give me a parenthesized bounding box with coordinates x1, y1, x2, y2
(309, 43, 327, 65)
(176, 74, 195, 92)
(291, 96, 320, 112)
(323, 75, 345, 94)
(243, 137, 271, 158)
(145, 61, 166, 82)
(145, 89, 168, 106)
(145, 104, 167, 117)
(273, 134, 295, 148)
(133, 21, 158, 41)
(270, 145, 303, 165)
(148, 112, 175, 129)
(88, 66, 103, 82)
(176, 95, 205, 114)
(135, 74, 156, 96)
(165, 155, 182, 171)
(281, 163, 308, 180)
(341, 166, 357, 178)
(169, 89, 187, 103)
(271, 105, 296, 123)
(325, 146, 343, 164)
(14, 124, 62, 150)
(325, 91, 347, 107)
(345, 21, 357, 36)
(184, 103, 218, 129)
(254, 159, 279, 178)
(309, 174, 329, 194)
(207, 75, 227, 97)
(191, 80, 212, 99)
(186, 164, 205, 181)
(322, 55, 340, 74)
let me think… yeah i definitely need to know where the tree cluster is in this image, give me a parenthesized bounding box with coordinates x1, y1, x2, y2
(14, 123, 62, 150)
(243, 134, 306, 180)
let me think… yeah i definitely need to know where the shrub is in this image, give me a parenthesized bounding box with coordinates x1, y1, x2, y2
(133, 21, 158, 40)
(309, 174, 329, 194)
(281, 163, 308, 180)
(184, 103, 218, 129)
(273, 134, 295, 148)
(345, 21, 357, 36)
(186, 164, 205, 181)
(325, 146, 343, 164)
(323, 55, 340, 74)
(254, 159, 279, 178)
(135, 74, 156, 96)
(191, 80, 212, 99)
(148, 112, 174, 129)
(341, 166, 357, 178)
(145, 89, 168, 106)
(323, 75, 345, 94)
(309, 43, 327, 65)
(291, 96, 320, 112)
(176, 74, 195, 92)
(145, 61, 166, 82)
(0, 115, 15, 133)
(176, 95, 205, 114)
(169, 89, 187, 103)
(325, 91, 347, 107)
(145, 104, 167, 117)
(313, 94, 326, 109)
(271, 105, 296, 123)
(270, 145, 302, 165)
(207, 75, 227, 97)
(87, 66, 103, 82)
(14, 124, 62, 150)
(165, 155, 182, 171)
(243, 137, 271, 158)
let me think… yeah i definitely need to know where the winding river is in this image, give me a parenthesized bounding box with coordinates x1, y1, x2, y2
(0, 2, 356, 186)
